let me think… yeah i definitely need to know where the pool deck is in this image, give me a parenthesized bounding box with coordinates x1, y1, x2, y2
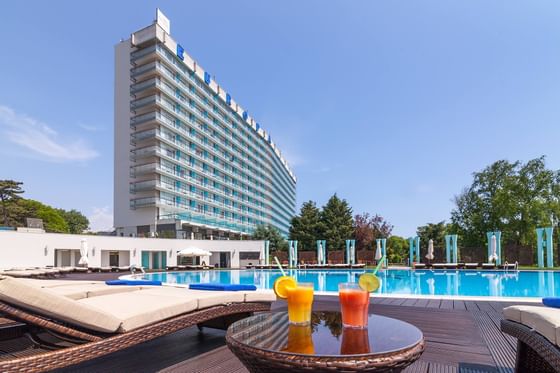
(0, 272, 544, 372)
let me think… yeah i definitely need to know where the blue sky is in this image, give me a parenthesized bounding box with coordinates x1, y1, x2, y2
(1, 1, 559, 235)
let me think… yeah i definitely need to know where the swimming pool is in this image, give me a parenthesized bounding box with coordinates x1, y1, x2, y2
(138, 269, 560, 298)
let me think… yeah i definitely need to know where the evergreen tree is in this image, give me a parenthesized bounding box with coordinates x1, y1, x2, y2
(251, 224, 288, 251)
(0, 180, 24, 225)
(321, 194, 354, 250)
(289, 201, 324, 250)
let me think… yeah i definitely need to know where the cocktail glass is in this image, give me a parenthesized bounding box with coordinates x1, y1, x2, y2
(282, 324, 315, 354)
(340, 327, 370, 354)
(287, 282, 314, 325)
(338, 282, 369, 328)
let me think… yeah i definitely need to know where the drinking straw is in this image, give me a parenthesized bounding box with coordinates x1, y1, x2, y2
(373, 255, 386, 275)
(274, 256, 287, 277)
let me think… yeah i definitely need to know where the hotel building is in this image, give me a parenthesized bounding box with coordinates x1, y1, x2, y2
(114, 10, 296, 240)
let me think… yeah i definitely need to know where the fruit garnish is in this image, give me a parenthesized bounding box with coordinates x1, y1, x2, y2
(274, 276, 297, 299)
(359, 273, 380, 292)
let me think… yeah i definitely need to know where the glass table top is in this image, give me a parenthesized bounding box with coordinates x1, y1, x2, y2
(227, 311, 423, 357)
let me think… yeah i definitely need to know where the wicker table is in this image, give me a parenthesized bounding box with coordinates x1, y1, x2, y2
(226, 311, 425, 372)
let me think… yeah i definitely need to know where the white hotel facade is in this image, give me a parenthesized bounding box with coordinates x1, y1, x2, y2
(114, 10, 296, 240)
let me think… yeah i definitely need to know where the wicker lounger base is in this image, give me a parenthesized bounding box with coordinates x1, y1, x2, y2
(0, 301, 270, 373)
(501, 319, 560, 373)
(227, 334, 425, 372)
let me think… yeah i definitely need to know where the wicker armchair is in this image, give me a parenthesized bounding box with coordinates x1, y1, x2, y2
(501, 319, 560, 372)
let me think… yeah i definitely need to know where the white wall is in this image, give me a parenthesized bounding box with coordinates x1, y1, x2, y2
(0, 231, 264, 269)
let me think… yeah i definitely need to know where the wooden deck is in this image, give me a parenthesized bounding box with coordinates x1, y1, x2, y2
(51, 295, 537, 373)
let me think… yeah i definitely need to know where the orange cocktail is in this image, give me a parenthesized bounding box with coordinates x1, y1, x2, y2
(286, 283, 314, 325)
(282, 324, 315, 354)
(338, 283, 369, 328)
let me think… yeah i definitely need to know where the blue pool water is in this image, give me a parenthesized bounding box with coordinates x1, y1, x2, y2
(140, 269, 560, 298)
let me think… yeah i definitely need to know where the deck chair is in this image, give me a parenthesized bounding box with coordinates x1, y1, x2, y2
(0, 277, 274, 372)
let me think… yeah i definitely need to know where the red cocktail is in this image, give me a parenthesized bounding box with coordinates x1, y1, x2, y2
(338, 283, 370, 328)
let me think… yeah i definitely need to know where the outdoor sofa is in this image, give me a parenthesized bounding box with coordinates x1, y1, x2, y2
(501, 305, 560, 372)
(0, 276, 275, 372)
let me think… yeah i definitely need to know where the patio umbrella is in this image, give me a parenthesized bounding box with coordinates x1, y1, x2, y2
(178, 247, 211, 257)
(318, 243, 324, 265)
(290, 243, 295, 265)
(425, 239, 435, 261)
(488, 235, 498, 262)
(375, 240, 382, 261)
(78, 239, 88, 266)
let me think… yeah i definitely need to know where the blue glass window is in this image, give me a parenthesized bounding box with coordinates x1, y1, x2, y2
(204, 72, 211, 84)
(177, 44, 184, 60)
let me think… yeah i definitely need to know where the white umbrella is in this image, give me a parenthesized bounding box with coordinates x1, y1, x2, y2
(178, 247, 211, 257)
(425, 239, 435, 260)
(290, 243, 295, 265)
(375, 240, 382, 261)
(318, 243, 324, 264)
(78, 239, 88, 266)
(488, 235, 498, 262)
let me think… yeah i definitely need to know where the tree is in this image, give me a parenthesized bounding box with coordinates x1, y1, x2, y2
(58, 209, 90, 234)
(0, 180, 24, 226)
(416, 221, 449, 249)
(451, 156, 560, 247)
(19, 200, 69, 233)
(289, 201, 324, 250)
(252, 224, 288, 251)
(354, 212, 393, 251)
(321, 194, 354, 250)
(386, 235, 407, 264)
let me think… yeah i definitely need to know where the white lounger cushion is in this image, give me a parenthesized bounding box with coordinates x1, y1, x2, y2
(78, 291, 199, 332)
(0, 278, 276, 333)
(20, 279, 143, 300)
(0, 276, 121, 333)
(244, 290, 277, 303)
(504, 305, 560, 346)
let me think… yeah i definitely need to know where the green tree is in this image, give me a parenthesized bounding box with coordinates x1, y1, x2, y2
(451, 156, 560, 246)
(386, 236, 407, 264)
(252, 224, 288, 251)
(57, 209, 90, 234)
(416, 221, 449, 249)
(321, 194, 354, 250)
(20, 200, 69, 233)
(289, 201, 324, 250)
(0, 180, 24, 226)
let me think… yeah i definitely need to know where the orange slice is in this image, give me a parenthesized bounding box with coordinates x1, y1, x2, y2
(273, 276, 297, 299)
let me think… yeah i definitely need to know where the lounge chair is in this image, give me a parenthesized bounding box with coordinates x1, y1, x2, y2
(351, 263, 366, 269)
(443, 263, 458, 269)
(413, 263, 426, 269)
(432, 263, 446, 269)
(0, 276, 274, 372)
(482, 263, 496, 270)
(464, 263, 479, 269)
(501, 305, 560, 372)
(74, 267, 88, 273)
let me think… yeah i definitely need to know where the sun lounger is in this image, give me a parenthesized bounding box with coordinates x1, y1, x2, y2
(501, 305, 560, 372)
(0, 276, 274, 372)
(413, 263, 426, 269)
(443, 263, 458, 269)
(100, 267, 113, 273)
(74, 267, 88, 273)
(177, 265, 187, 270)
(431, 263, 446, 269)
(464, 263, 479, 269)
(482, 263, 496, 269)
(166, 266, 178, 271)
(351, 264, 366, 269)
